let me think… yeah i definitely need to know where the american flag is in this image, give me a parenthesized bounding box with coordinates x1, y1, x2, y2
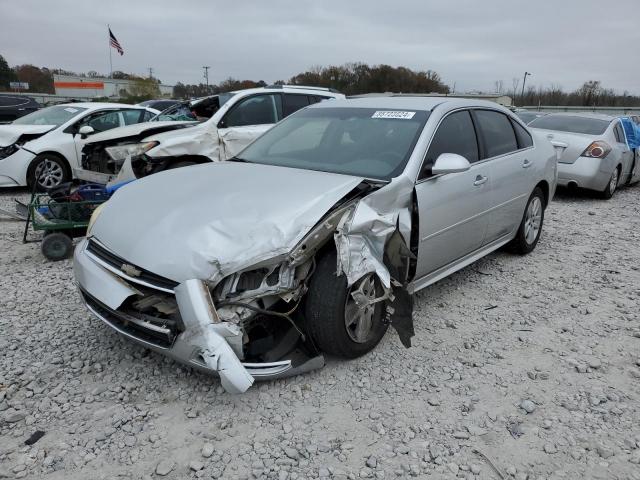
(109, 28, 124, 56)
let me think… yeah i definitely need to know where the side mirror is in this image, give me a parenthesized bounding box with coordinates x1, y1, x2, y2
(78, 125, 95, 138)
(431, 153, 471, 175)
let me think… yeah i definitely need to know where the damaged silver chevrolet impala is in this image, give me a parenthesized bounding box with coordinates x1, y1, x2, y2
(74, 97, 558, 393)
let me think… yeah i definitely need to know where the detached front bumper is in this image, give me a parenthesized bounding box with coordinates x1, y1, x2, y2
(73, 238, 322, 392)
(557, 156, 613, 192)
(0, 147, 35, 187)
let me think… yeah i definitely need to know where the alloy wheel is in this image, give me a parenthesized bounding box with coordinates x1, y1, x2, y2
(524, 196, 542, 245)
(609, 169, 619, 195)
(34, 158, 64, 189)
(344, 274, 378, 344)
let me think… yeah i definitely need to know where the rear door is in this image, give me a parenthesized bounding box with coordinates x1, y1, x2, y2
(613, 120, 634, 179)
(217, 93, 282, 160)
(473, 109, 535, 243)
(414, 109, 491, 278)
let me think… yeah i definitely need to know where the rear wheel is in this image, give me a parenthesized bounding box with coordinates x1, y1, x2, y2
(601, 166, 620, 199)
(304, 250, 388, 358)
(27, 154, 70, 192)
(508, 187, 545, 255)
(41, 232, 73, 261)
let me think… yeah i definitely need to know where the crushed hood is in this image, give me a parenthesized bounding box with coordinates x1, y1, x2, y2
(91, 162, 364, 283)
(85, 120, 197, 145)
(0, 124, 55, 147)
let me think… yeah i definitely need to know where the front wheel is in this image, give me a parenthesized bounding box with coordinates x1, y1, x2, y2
(304, 250, 388, 358)
(27, 154, 70, 192)
(508, 187, 545, 255)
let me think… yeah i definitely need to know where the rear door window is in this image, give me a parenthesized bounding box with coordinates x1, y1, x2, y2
(283, 94, 310, 117)
(121, 109, 146, 125)
(421, 110, 479, 178)
(474, 110, 518, 158)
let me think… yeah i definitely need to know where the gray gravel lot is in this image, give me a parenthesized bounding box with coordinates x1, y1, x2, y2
(1, 185, 640, 480)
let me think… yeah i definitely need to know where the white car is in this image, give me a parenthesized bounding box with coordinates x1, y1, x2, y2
(0, 103, 159, 190)
(81, 86, 345, 181)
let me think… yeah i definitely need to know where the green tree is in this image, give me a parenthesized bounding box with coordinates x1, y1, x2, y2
(0, 54, 17, 89)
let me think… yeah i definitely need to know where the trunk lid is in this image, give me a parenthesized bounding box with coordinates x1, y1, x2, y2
(531, 129, 597, 164)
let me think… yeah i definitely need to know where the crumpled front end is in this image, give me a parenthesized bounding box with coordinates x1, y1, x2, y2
(73, 238, 324, 394)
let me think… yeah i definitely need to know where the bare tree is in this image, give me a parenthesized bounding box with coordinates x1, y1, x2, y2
(511, 78, 520, 101)
(494, 80, 504, 94)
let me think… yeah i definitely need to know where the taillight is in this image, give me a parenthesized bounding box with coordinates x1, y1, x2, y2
(581, 141, 611, 158)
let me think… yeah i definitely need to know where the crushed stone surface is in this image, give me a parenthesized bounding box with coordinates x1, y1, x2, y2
(1, 186, 640, 480)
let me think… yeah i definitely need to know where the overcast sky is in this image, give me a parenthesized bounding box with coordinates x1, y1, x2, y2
(2, 0, 640, 95)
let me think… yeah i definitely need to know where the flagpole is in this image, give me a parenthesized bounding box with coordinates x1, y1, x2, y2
(108, 24, 113, 78)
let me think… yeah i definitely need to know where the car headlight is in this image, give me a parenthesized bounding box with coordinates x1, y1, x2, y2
(105, 141, 159, 162)
(87, 202, 106, 235)
(0, 144, 19, 160)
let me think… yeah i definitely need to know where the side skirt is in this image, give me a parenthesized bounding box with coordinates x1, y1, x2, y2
(408, 234, 514, 295)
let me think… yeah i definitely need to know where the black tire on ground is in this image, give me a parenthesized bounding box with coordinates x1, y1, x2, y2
(508, 187, 545, 255)
(27, 153, 71, 192)
(601, 166, 620, 199)
(304, 249, 388, 359)
(41, 232, 73, 261)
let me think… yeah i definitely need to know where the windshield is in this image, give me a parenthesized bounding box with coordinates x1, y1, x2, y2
(237, 107, 429, 180)
(530, 115, 610, 135)
(151, 92, 236, 122)
(12, 105, 87, 127)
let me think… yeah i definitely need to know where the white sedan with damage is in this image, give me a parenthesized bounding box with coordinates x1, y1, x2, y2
(0, 103, 158, 190)
(73, 97, 558, 393)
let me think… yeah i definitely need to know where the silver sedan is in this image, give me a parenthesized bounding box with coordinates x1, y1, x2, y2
(74, 97, 557, 393)
(529, 113, 639, 198)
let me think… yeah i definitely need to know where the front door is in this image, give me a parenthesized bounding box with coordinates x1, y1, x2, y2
(414, 109, 491, 278)
(217, 94, 281, 160)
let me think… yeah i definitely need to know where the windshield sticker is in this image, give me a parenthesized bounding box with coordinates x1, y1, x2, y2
(372, 111, 416, 120)
(64, 107, 79, 113)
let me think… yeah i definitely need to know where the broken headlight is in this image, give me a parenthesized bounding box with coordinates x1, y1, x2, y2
(105, 141, 159, 162)
(0, 144, 19, 160)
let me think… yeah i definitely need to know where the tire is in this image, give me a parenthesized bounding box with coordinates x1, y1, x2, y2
(27, 154, 71, 192)
(508, 187, 545, 255)
(304, 250, 388, 358)
(41, 232, 73, 261)
(601, 166, 620, 199)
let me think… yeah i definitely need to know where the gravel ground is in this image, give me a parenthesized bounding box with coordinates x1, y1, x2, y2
(1, 185, 640, 480)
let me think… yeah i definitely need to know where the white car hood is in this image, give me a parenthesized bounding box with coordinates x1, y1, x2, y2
(91, 162, 364, 283)
(86, 120, 197, 144)
(0, 124, 55, 147)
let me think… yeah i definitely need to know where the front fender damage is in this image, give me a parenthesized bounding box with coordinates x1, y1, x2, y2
(335, 176, 416, 347)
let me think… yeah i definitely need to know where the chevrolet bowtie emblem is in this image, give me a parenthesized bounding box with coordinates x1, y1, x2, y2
(121, 263, 142, 277)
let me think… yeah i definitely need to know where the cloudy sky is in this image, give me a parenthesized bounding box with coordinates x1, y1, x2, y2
(2, 0, 640, 94)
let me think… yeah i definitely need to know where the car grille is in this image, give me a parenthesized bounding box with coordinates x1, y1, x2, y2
(81, 289, 176, 348)
(86, 238, 179, 291)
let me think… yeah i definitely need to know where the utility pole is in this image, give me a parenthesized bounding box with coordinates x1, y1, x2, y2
(148, 67, 154, 79)
(202, 66, 210, 91)
(521, 71, 531, 105)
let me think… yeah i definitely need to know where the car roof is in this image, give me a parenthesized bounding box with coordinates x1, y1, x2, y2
(54, 102, 150, 110)
(541, 112, 617, 121)
(308, 96, 508, 112)
(230, 86, 344, 98)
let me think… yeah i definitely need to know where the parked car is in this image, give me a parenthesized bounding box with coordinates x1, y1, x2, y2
(0, 103, 159, 190)
(80, 86, 345, 182)
(529, 113, 639, 198)
(136, 99, 182, 112)
(0, 94, 39, 123)
(514, 110, 548, 125)
(74, 97, 557, 393)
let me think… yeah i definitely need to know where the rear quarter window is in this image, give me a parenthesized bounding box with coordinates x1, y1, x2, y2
(511, 119, 534, 149)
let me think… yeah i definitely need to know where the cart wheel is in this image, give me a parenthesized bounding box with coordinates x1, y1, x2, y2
(41, 232, 73, 261)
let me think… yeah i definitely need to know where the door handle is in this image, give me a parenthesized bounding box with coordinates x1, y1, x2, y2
(522, 159, 532, 168)
(474, 175, 488, 186)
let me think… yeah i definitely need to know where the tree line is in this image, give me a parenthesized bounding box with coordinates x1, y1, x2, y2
(2, 53, 640, 107)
